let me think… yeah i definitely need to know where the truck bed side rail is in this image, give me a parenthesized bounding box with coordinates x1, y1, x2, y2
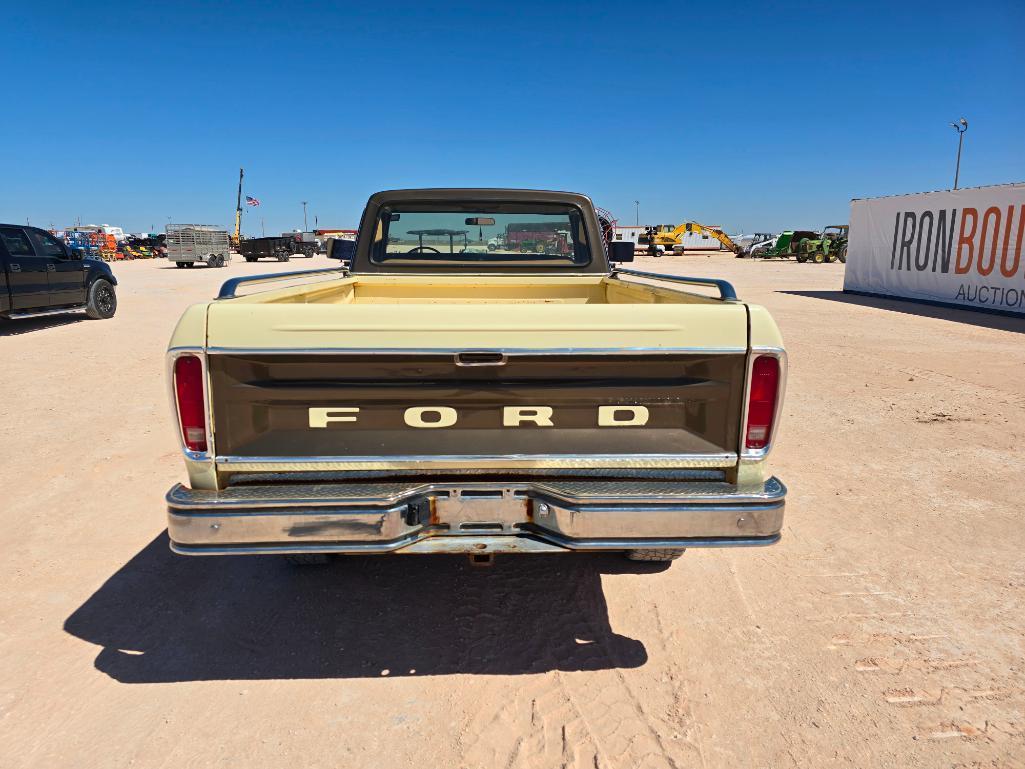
(611, 268, 738, 302)
(217, 267, 348, 300)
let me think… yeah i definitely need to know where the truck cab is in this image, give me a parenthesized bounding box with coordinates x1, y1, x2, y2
(0, 224, 118, 320)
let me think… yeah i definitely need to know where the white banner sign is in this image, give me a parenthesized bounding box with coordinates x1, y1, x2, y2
(845, 183, 1025, 315)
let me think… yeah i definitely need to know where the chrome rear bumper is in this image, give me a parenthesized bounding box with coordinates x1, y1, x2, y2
(166, 478, 786, 556)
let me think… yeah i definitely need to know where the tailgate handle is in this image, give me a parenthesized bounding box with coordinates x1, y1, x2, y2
(456, 351, 507, 367)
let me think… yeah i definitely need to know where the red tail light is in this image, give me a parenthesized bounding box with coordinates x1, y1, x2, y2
(745, 355, 780, 450)
(174, 355, 208, 452)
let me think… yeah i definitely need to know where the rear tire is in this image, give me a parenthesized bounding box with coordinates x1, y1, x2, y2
(85, 279, 117, 319)
(245, 257, 257, 262)
(285, 553, 330, 566)
(175, 262, 186, 268)
(625, 548, 686, 562)
(837, 245, 847, 264)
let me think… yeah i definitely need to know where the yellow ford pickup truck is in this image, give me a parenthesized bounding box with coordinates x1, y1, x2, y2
(165, 189, 787, 566)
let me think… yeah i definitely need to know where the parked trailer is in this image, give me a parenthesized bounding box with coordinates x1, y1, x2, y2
(166, 225, 230, 268)
(239, 236, 295, 262)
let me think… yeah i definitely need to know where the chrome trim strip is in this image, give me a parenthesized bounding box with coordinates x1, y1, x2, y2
(166, 478, 786, 511)
(166, 347, 214, 464)
(6, 306, 87, 320)
(216, 267, 349, 300)
(535, 477, 786, 506)
(521, 532, 781, 551)
(611, 268, 739, 301)
(198, 346, 747, 356)
(171, 535, 425, 556)
(169, 533, 781, 557)
(738, 346, 788, 461)
(214, 453, 737, 471)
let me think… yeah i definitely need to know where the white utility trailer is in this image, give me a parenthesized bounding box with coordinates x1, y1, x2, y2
(166, 224, 231, 268)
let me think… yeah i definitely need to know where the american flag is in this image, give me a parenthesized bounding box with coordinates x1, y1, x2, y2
(245, 196, 261, 207)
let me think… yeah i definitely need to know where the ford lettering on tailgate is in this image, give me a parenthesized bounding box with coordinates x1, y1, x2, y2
(310, 405, 651, 428)
(207, 352, 746, 458)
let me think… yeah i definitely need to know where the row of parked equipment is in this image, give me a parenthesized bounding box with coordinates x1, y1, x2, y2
(636, 221, 848, 264)
(744, 225, 849, 263)
(59, 228, 166, 261)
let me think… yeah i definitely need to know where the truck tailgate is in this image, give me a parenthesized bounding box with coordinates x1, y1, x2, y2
(204, 301, 749, 470)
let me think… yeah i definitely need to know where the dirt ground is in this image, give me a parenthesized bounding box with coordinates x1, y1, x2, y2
(2, 252, 1023, 769)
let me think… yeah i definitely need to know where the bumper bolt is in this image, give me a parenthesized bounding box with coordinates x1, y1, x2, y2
(537, 503, 550, 517)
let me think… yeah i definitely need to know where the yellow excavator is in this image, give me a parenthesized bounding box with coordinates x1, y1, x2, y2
(642, 222, 745, 256)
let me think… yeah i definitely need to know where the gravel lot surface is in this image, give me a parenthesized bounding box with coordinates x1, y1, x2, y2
(2, 253, 1023, 768)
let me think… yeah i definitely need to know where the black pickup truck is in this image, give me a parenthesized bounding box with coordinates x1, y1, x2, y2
(1, 224, 118, 320)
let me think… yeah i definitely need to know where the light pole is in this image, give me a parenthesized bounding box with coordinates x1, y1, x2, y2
(950, 118, 968, 190)
(302, 201, 308, 232)
(634, 200, 639, 227)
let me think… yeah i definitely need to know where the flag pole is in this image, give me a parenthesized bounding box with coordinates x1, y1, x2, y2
(233, 167, 244, 246)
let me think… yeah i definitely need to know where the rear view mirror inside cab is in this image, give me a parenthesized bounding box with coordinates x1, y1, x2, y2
(389, 213, 401, 221)
(465, 217, 496, 226)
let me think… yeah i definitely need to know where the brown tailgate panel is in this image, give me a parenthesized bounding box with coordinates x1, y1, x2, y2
(208, 353, 746, 458)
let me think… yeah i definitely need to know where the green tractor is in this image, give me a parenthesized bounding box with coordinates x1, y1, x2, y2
(797, 225, 849, 264)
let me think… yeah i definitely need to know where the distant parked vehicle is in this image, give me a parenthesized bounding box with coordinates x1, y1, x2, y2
(797, 225, 849, 264)
(239, 234, 316, 262)
(1, 223, 117, 320)
(239, 236, 294, 262)
(745, 235, 779, 258)
(63, 229, 104, 261)
(733, 232, 778, 258)
(752, 230, 819, 260)
(282, 231, 319, 257)
(99, 225, 127, 243)
(166, 225, 231, 268)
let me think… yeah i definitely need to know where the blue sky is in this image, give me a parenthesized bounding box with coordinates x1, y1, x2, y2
(3, 0, 1023, 236)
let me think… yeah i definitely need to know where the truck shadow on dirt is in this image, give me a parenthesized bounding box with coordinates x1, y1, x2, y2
(0, 313, 88, 336)
(779, 290, 1025, 333)
(64, 533, 656, 683)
